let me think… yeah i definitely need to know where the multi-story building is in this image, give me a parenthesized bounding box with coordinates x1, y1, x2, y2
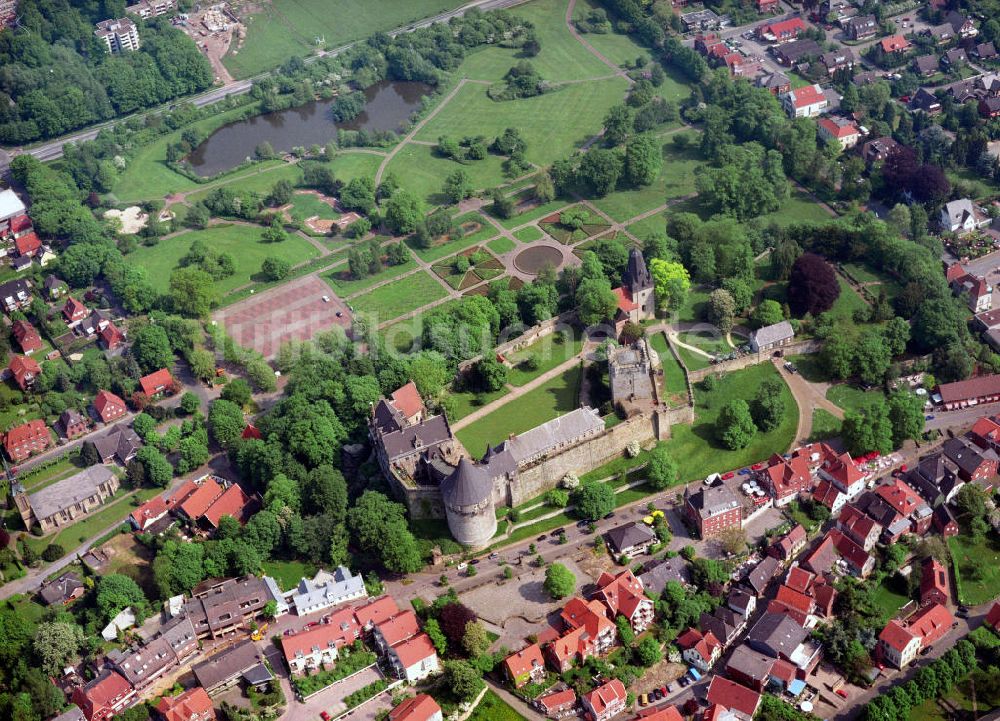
(685, 482, 742, 539)
(581, 679, 627, 721)
(95, 18, 141, 53)
(94, 389, 128, 424)
(290, 566, 367, 616)
(781, 84, 829, 118)
(281, 607, 361, 674)
(125, 0, 176, 19)
(386, 633, 439, 683)
(4, 418, 51, 461)
(72, 670, 136, 721)
(389, 695, 443, 721)
(503, 644, 546, 688)
(593, 569, 654, 634)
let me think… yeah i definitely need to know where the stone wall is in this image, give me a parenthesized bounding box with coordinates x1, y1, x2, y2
(457, 311, 578, 373)
(685, 339, 822, 382)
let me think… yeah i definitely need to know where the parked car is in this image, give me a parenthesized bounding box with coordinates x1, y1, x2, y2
(925, 414, 935, 420)
(835, 689, 848, 699)
(722, 471, 735, 480)
(604, 512, 615, 520)
(537, 534, 548, 541)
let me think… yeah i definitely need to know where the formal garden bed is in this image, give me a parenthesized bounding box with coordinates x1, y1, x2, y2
(432, 247, 505, 289)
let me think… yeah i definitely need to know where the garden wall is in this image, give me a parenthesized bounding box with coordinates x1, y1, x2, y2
(456, 311, 578, 373)
(686, 339, 822, 382)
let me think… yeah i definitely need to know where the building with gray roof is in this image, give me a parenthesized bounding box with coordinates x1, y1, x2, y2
(93, 424, 142, 465)
(747, 612, 808, 660)
(608, 340, 656, 415)
(442, 458, 496, 548)
(15, 465, 119, 533)
(639, 557, 691, 594)
(749, 321, 794, 353)
(605, 522, 657, 558)
(291, 566, 367, 616)
(193, 640, 271, 695)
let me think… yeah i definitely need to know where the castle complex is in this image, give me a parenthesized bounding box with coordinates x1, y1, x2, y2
(370, 250, 690, 548)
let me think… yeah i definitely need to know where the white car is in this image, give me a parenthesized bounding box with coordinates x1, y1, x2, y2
(322, 295, 330, 303)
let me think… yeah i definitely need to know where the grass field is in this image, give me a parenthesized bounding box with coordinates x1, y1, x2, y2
(825, 276, 870, 324)
(456, 363, 581, 452)
(20, 454, 86, 493)
(676, 330, 731, 356)
(414, 78, 629, 168)
(488, 236, 517, 254)
(810, 408, 842, 441)
(827, 383, 881, 414)
(514, 225, 545, 243)
(445, 387, 508, 421)
(757, 189, 836, 226)
(127, 223, 320, 294)
(224, 0, 466, 79)
(675, 286, 712, 324)
(660, 363, 798, 481)
(407, 213, 500, 262)
(350, 270, 449, 321)
(676, 344, 710, 371)
(466, 690, 527, 721)
(287, 192, 340, 224)
(649, 332, 690, 407)
(323, 257, 417, 296)
(262, 558, 317, 591)
(389, 144, 509, 206)
(911, 677, 1000, 721)
(506, 329, 583, 386)
(949, 530, 1000, 605)
(185, 163, 305, 205)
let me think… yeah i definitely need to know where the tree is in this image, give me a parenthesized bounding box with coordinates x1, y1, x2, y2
(624, 133, 662, 187)
(131, 324, 173, 374)
(169, 266, 219, 318)
(770, 238, 801, 281)
(708, 289, 736, 334)
(444, 660, 484, 701)
(425, 618, 448, 655)
(384, 189, 423, 235)
(854, 331, 891, 386)
(474, 355, 508, 392)
(648, 446, 679, 490)
(887, 390, 924, 447)
(80, 441, 100, 467)
(576, 277, 618, 325)
(178, 435, 209, 472)
(955, 484, 988, 519)
(578, 148, 623, 196)
(716, 399, 756, 450)
(261, 256, 291, 281)
(439, 603, 478, 647)
(573, 481, 615, 520)
(347, 491, 423, 573)
(750, 377, 785, 433)
(884, 317, 910, 357)
(603, 104, 633, 146)
(648, 258, 690, 312)
(716, 527, 747, 556)
(788, 252, 840, 317)
(841, 400, 893, 456)
(209, 399, 246, 449)
(461, 621, 491, 657)
(179, 392, 200, 415)
(220, 378, 252, 407)
(636, 636, 662, 667)
(443, 169, 472, 203)
(544, 563, 576, 599)
(136, 446, 173, 488)
(95, 574, 146, 623)
(753, 299, 784, 328)
(33, 621, 84, 676)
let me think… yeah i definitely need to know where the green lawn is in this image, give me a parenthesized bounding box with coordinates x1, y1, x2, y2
(185, 163, 305, 205)
(287, 192, 340, 224)
(785, 353, 828, 383)
(649, 332, 689, 407)
(262, 559, 318, 591)
(809, 409, 842, 442)
(380, 316, 423, 354)
(911, 677, 1000, 721)
(660, 363, 798, 481)
(407, 212, 500, 262)
(223, 0, 467, 79)
(389, 143, 509, 206)
(350, 270, 449, 321)
(488, 236, 517, 254)
(676, 286, 712, 324)
(626, 213, 666, 244)
(466, 690, 527, 721)
(826, 383, 881, 414)
(871, 577, 911, 619)
(506, 329, 583, 386)
(676, 330, 731, 356)
(825, 276, 869, 324)
(20, 454, 86, 493)
(456, 363, 581, 452)
(513, 225, 544, 243)
(126, 223, 320, 294)
(590, 132, 703, 223)
(444, 387, 508, 421)
(414, 77, 630, 168)
(497, 198, 575, 230)
(757, 189, 835, 226)
(949, 530, 1000, 605)
(947, 166, 1000, 201)
(323, 257, 416, 296)
(676, 344, 710, 371)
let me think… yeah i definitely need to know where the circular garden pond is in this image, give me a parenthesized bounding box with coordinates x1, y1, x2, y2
(513, 244, 563, 275)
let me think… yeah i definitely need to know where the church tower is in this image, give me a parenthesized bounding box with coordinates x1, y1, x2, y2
(622, 248, 655, 318)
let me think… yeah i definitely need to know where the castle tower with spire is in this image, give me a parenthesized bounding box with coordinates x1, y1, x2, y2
(441, 457, 497, 548)
(622, 248, 655, 319)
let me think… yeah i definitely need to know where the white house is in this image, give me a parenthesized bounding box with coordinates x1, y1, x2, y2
(879, 621, 921, 668)
(291, 566, 367, 616)
(387, 634, 439, 683)
(817, 116, 861, 151)
(781, 84, 828, 118)
(940, 198, 991, 233)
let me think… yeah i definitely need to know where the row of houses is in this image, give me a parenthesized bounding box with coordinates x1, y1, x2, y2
(0, 189, 57, 273)
(129, 473, 258, 535)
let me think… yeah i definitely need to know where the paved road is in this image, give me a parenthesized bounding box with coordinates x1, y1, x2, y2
(0, 0, 529, 175)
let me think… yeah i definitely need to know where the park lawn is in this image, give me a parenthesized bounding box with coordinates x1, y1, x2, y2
(947, 166, 1000, 200)
(809, 409, 842, 441)
(497, 198, 575, 230)
(653, 66, 696, 104)
(185, 163, 304, 205)
(24, 487, 160, 556)
(380, 316, 424, 354)
(349, 270, 449, 321)
(223, 0, 466, 78)
(826, 383, 881, 414)
(466, 690, 527, 721)
(407, 212, 500, 262)
(786, 353, 829, 383)
(388, 143, 509, 206)
(911, 677, 1000, 721)
(626, 213, 666, 244)
(127, 223, 320, 294)
(590, 132, 702, 223)
(871, 577, 911, 620)
(323, 257, 417, 296)
(948, 530, 1000, 605)
(288, 192, 340, 223)
(262, 558, 318, 592)
(841, 262, 882, 284)
(649, 333, 690, 407)
(660, 363, 798, 482)
(676, 286, 712, 324)
(514, 225, 544, 243)
(676, 344, 710, 371)
(757, 189, 835, 226)
(676, 330, 731, 356)
(506, 328, 584, 386)
(414, 77, 630, 168)
(444, 387, 508, 421)
(456, 363, 582, 452)
(488, 236, 517, 254)
(825, 276, 869, 324)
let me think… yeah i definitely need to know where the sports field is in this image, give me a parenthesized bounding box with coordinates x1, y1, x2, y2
(127, 223, 320, 294)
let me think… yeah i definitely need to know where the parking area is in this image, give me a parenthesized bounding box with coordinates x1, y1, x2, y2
(212, 275, 352, 359)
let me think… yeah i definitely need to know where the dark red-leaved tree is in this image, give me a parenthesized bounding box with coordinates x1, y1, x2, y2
(788, 252, 840, 317)
(438, 602, 477, 648)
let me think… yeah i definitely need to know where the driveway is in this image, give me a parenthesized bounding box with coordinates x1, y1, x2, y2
(774, 358, 845, 446)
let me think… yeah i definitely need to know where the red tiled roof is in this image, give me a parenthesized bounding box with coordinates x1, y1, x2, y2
(167, 479, 200, 509)
(391, 633, 436, 669)
(813, 583, 837, 616)
(503, 643, 544, 681)
(8, 353, 41, 385)
(538, 689, 576, 713)
(707, 677, 761, 718)
(583, 679, 627, 716)
(595, 569, 650, 623)
(130, 496, 169, 531)
(75, 671, 133, 720)
(390, 382, 424, 420)
(818, 117, 860, 138)
(376, 610, 421, 647)
(876, 479, 925, 516)
(986, 601, 1000, 630)
(94, 390, 127, 422)
(945, 263, 967, 282)
(775, 584, 815, 615)
(881, 35, 911, 52)
(14, 231, 41, 256)
(389, 695, 441, 721)
(676, 627, 705, 650)
(937, 375, 1000, 405)
(762, 17, 806, 36)
(140, 368, 173, 396)
(812, 479, 843, 510)
(201, 484, 254, 528)
(971, 416, 1000, 442)
(282, 610, 360, 664)
(785, 566, 815, 594)
(355, 596, 401, 628)
(548, 625, 588, 665)
(5, 418, 48, 449)
(613, 286, 638, 313)
(157, 687, 214, 721)
(638, 707, 684, 721)
(765, 454, 811, 495)
(907, 602, 953, 648)
(821, 448, 864, 487)
(839, 504, 879, 542)
(920, 557, 949, 601)
(178, 477, 224, 520)
(880, 620, 917, 652)
(770, 658, 797, 683)
(10, 215, 32, 234)
(561, 597, 615, 638)
(829, 528, 872, 572)
(100, 322, 124, 348)
(790, 84, 826, 108)
(63, 297, 87, 322)
(12, 320, 41, 352)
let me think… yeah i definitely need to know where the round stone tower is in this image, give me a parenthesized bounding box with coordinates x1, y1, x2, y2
(441, 457, 497, 548)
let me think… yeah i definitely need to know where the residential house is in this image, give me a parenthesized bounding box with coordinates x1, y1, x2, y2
(354, 596, 401, 631)
(936, 374, 1000, 410)
(749, 320, 794, 352)
(157, 688, 215, 721)
(100, 322, 126, 352)
(125, 0, 178, 19)
(389, 695, 442, 721)
(581, 679, 627, 721)
(880, 35, 911, 54)
(677, 627, 722, 672)
(773, 38, 821, 66)
(728, 588, 756, 620)
(140, 368, 174, 398)
(820, 48, 855, 74)
(547, 598, 616, 671)
(759, 453, 812, 506)
(281, 609, 361, 674)
(744, 555, 780, 597)
(768, 524, 807, 562)
(853, 71, 879, 86)
(927, 23, 954, 44)
(817, 444, 866, 500)
(800, 533, 839, 575)
(934, 504, 960, 537)
(63, 297, 88, 325)
(981, 97, 1000, 119)
(43, 275, 68, 299)
(700, 607, 746, 648)
(95, 17, 141, 53)
(12, 320, 41, 354)
(945, 11, 977, 38)
(944, 48, 968, 66)
(757, 17, 807, 43)
(685, 482, 742, 539)
(79, 308, 114, 337)
(536, 689, 577, 718)
(129, 495, 170, 532)
(768, 584, 815, 626)
(748, 613, 810, 662)
(880, 603, 954, 667)
(93, 425, 142, 465)
(829, 528, 876, 577)
(594, 569, 654, 633)
(638, 556, 691, 594)
(291, 566, 367, 616)
(200, 483, 257, 530)
(941, 199, 991, 233)
(13, 465, 119, 533)
(503, 644, 546, 688)
(59, 408, 89, 440)
(879, 621, 921, 668)
(844, 15, 877, 41)
(14, 231, 40, 258)
(975, 41, 998, 60)
(8, 354, 41, 391)
(813, 479, 847, 515)
(757, 0, 778, 12)
(109, 637, 177, 691)
(920, 557, 950, 607)
(725, 645, 775, 691)
(386, 633, 439, 682)
(604, 522, 657, 559)
(373, 610, 421, 654)
(910, 88, 943, 113)
(913, 54, 939, 77)
(4, 418, 51, 461)
(0, 278, 32, 313)
(837, 504, 881, 551)
(874, 478, 933, 535)
(706, 677, 761, 719)
(176, 476, 224, 521)
(756, 71, 791, 95)
(943, 434, 999, 483)
(159, 614, 198, 665)
(39, 572, 85, 606)
(94, 389, 128, 424)
(192, 640, 272, 695)
(183, 576, 275, 640)
(0, 189, 27, 235)
(909, 453, 964, 507)
(72, 670, 136, 721)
